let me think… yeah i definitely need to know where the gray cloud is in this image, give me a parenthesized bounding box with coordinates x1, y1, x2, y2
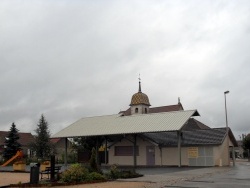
(0, 0, 250, 139)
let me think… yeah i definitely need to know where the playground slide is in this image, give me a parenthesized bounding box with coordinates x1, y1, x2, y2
(1, 150, 23, 167)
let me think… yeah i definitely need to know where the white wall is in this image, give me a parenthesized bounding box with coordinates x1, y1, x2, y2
(213, 135, 230, 166)
(161, 147, 188, 166)
(108, 135, 230, 167)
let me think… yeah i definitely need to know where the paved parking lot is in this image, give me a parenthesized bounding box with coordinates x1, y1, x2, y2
(121, 166, 230, 187)
(172, 161, 250, 188)
(1, 160, 249, 187)
(121, 160, 250, 187)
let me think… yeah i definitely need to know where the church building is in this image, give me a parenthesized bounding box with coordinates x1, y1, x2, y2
(53, 81, 237, 167)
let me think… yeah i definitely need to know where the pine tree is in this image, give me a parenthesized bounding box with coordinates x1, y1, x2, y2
(89, 147, 99, 172)
(31, 114, 52, 159)
(3, 122, 22, 160)
(243, 134, 250, 158)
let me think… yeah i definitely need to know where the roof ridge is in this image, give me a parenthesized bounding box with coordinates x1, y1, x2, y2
(79, 114, 121, 120)
(150, 104, 181, 108)
(116, 110, 198, 119)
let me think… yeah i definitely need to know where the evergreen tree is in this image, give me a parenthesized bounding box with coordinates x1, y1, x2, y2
(3, 122, 22, 160)
(72, 137, 99, 152)
(31, 114, 52, 159)
(72, 136, 104, 165)
(243, 134, 250, 158)
(89, 147, 99, 172)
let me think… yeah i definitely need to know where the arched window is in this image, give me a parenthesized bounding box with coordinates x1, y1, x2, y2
(145, 108, 147, 114)
(135, 108, 138, 113)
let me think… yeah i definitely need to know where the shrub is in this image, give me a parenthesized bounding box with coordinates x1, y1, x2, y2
(106, 164, 143, 179)
(120, 170, 143, 179)
(60, 164, 89, 183)
(86, 172, 106, 181)
(89, 148, 99, 172)
(106, 164, 121, 179)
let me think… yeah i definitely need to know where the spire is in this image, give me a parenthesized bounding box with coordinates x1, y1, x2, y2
(138, 74, 141, 92)
(178, 97, 180, 104)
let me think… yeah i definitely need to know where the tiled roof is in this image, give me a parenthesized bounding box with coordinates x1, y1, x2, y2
(149, 104, 184, 113)
(0, 131, 34, 146)
(181, 118, 210, 130)
(119, 103, 184, 116)
(50, 138, 61, 143)
(130, 92, 150, 106)
(119, 108, 131, 116)
(142, 128, 237, 147)
(130, 81, 150, 106)
(142, 128, 227, 147)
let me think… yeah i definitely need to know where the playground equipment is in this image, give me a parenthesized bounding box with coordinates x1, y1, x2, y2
(1, 150, 24, 167)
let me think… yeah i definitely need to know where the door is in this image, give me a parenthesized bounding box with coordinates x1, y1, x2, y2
(146, 146, 155, 165)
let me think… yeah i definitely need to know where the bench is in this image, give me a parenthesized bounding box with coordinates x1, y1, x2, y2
(40, 166, 61, 179)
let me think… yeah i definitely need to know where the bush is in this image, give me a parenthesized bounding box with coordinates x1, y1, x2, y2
(86, 172, 106, 181)
(108, 164, 121, 179)
(60, 164, 89, 183)
(120, 170, 143, 179)
(106, 164, 143, 179)
(89, 148, 99, 172)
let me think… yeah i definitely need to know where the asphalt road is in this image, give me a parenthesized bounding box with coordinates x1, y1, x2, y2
(170, 161, 250, 188)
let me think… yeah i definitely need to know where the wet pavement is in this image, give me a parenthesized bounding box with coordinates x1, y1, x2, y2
(1, 160, 250, 187)
(119, 160, 250, 188)
(121, 166, 230, 187)
(172, 161, 250, 188)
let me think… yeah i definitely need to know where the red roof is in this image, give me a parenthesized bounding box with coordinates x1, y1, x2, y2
(182, 118, 211, 130)
(119, 103, 184, 116)
(149, 104, 184, 113)
(50, 138, 61, 144)
(0, 131, 34, 146)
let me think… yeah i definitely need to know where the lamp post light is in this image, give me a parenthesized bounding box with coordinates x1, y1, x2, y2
(224, 90, 234, 166)
(224, 90, 229, 130)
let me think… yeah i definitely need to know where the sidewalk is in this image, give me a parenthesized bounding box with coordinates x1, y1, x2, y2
(0, 172, 30, 187)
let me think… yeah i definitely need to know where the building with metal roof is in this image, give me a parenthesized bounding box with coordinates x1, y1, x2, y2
(52, 81, 237, 167)
(52, 110, 199, 138)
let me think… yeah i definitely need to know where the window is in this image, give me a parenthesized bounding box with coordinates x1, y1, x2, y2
(114, 146, 139, 156)
(135, 108, 138, 113)
(145, 108, 147, 114)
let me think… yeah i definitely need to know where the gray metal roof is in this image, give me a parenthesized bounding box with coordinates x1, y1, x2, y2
(52, 110, 199, 138)
(142, 128, 228, 147)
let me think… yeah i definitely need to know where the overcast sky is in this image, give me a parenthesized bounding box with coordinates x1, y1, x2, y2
(1, 0, 249, 140)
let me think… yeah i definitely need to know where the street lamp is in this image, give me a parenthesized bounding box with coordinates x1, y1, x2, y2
(224, 90, 233, 166)
(224, 90, 229, 130)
